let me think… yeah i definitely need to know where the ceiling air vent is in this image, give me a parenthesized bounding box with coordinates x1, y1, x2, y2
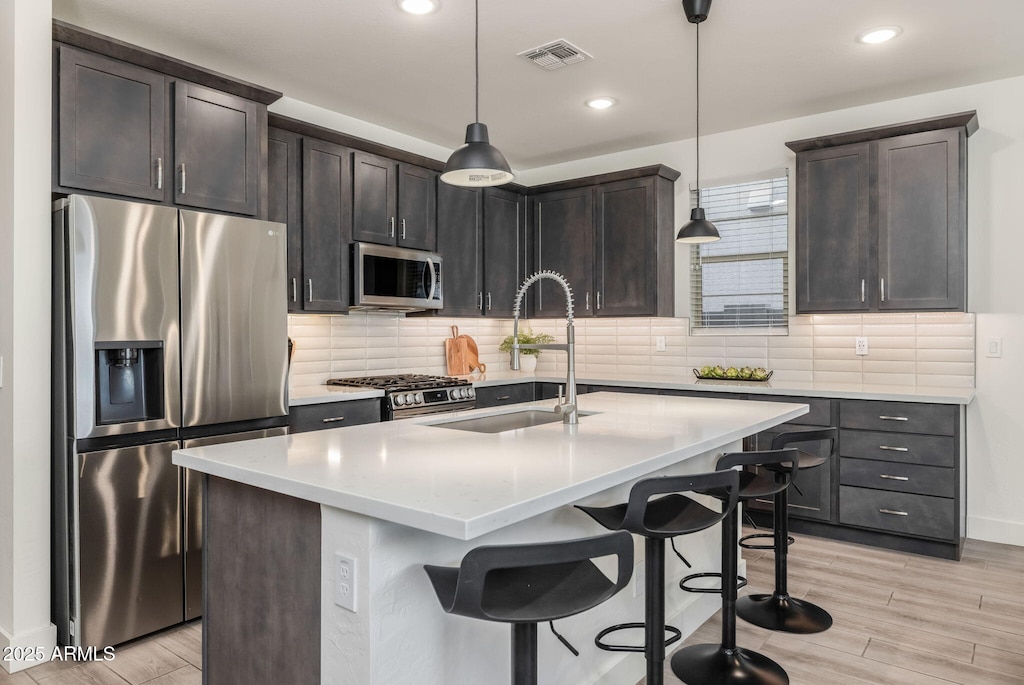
(518, 39, 592, 71)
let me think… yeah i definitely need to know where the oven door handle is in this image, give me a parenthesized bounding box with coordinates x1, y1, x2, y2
(426, 257, 437, 302)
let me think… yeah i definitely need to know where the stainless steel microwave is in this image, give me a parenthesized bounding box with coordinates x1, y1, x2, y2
(352, 242, 443, 312)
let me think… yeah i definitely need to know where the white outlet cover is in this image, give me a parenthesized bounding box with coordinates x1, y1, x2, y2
(335, 553, 357, 612)
(655, 336, 666, 352)
(855, 337, 869, 356)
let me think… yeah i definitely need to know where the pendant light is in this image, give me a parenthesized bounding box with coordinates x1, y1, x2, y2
(441, 0, 514, 187)
(676, 0, 720, 243)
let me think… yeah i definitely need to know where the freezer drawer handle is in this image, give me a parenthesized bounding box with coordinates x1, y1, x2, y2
(879, 415, 909, 421)
(879, 508, 909, 516)
(879, 445, 909, 452)
(879, 474, 910, 481)
(322, 416, 346, 424)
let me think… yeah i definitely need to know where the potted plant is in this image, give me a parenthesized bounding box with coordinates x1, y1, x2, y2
(499, 329, 555, 373)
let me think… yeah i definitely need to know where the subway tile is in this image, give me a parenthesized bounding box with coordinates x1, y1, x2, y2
(915, 335, 975, 349)
(330, 359, 368, 374)
(723, 357, 768, 370)
(861, 313, 917, 325)
(916, 323, 976, 337)
(365, 358, 400, 372)
(616, 355, 651, 366)
(863, 360, 916, 374)
(862, 372, 918, 386)
(686, 356, 726, 369)
(812, 323, 863, 337)
(861, 347, 916, 362)
(688, 345, 728, 359)
(769, 369, 814, 383)
(813, 359, 863, 373)
(767, 334, 814, 348)
(864, 335, 916, 350)
(768, 358, 813, 372)
(814, 347, 861, 361)
(862, 323, 915, 337)
(915, 312, 976, 324)
(916, 374, 976, 388)
(617, 364, 652, 376)
(916, 361, 975, 376)
(917, 348, 976, 363)
(651, 356, 688, 369)
(811, 314, 863, 326)
(332, 346, 370, 361)
(617, 335, 652, 348)
(721, 336, 768, 348)
(617, 344, 653, 357)
(812, 370, 864, 383)
(812, 335, 858, 349)
(290, 360, 330, 375)
(766, 346, 812, 360)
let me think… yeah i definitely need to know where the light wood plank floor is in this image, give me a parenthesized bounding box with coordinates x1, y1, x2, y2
(3, 532, 1022, 684)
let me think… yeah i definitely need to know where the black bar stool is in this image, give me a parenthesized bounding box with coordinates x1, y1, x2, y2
(576, 470, 741, 685)
(670, 449, 798, 685)
(736, 428, 837, 635)
(424, 531, 633, 685)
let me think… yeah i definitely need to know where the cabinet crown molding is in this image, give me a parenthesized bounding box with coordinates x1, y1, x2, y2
(785, 111, 978, 153)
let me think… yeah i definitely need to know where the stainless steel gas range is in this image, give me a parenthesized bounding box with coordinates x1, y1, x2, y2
(327, 374, 476, 420)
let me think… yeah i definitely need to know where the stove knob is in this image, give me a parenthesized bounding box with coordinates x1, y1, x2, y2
(405, 393, 415, 405)
(414, 392, 424, 404)
(449, 389, 460, 401)
(458, 388, 468, 399)
(468, 387, 475, 398)
(394, 394, 405, 406)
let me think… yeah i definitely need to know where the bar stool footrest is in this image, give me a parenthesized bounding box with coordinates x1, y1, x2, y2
(594, 622, 682, 653)
(679, 571, 747, 594)
(738, 532, 795, 551)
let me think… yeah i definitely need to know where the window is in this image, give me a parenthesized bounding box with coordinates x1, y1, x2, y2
(688, 172, 789, 332)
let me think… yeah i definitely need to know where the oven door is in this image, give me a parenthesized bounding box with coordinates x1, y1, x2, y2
(353, 243, 443, 311)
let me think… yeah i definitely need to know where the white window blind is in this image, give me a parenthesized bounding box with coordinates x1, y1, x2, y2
(689, 172, 789, 332)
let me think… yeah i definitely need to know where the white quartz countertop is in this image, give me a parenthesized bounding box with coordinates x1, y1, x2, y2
(289, 384, 384, 405)
(291, 371, 974, 406)
(175, 392, 807, 539)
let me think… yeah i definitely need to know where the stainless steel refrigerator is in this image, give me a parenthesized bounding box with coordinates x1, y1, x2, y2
(52, 195, 288, 648)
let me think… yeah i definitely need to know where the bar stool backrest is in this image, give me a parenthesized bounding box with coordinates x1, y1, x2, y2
(771, 427, 838, 458)
(716, 448, 799, 497)
(441, 530, 634, 622)
(621, 470, 741, 536)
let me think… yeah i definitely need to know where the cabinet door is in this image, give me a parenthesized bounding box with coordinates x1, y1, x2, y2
(750, 422, 833, 522)
(474, 384, 535, 408)
(533, 187, 595, 317)
(301, 138, 352, 313)
(483, 187, 527, 317)
(174, 82, 259, 216)
(397, 163, 437, 251)
(57, 46, 167, 201)
(795, 143, 871, 312)
(268, 128, 302, 312)
(595, 178, 657, 316)
(436, 183, 483, 316)
(877, 129, 965, 311)
(352, 152, 397, 245)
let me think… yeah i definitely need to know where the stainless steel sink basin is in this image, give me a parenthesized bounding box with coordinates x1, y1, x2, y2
(430, 409, 596, 434)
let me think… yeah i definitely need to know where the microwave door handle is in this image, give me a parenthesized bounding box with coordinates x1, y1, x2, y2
(426, 258, 437, 302)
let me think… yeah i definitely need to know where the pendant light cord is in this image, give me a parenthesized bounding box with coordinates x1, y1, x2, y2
(695, 19, 700, 193)
(475, 0, 480, 124)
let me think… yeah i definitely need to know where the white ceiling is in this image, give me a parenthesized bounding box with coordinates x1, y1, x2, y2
(52, 0, 1024, 170)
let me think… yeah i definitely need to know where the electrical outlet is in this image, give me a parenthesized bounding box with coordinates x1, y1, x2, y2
(855, 337, 869, 356)
(986, 337, 1002, 358)
(633, 561, 645, 598)
(655, 336, 666, 352)
(335, 553, 357, 612)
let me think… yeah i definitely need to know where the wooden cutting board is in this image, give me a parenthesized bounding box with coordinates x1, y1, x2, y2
(445, 326, 486, 375)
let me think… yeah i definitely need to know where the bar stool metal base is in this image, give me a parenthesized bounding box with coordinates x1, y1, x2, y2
(736, 593, 833, 634)
(738, 532, 794, 550)
(680, 571, 747, 594)
(670, 643, 789, 685)
(594, 622, 681, 653)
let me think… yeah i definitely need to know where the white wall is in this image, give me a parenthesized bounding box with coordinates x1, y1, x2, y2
(0, 0, 57, 673)
(517, 75, 1024, 547)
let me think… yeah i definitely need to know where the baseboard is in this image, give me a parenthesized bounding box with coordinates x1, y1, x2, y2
(0, 623, 58, 674)
(967, 515, 1024, 547)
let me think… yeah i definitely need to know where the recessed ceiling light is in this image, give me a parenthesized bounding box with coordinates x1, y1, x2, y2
(399, 0, 438, 15)
(858, 26, 902, 44)
(585, 97, 617, 110)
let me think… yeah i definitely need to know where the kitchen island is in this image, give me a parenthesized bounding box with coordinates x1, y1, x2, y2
(173, 392, 807, 685)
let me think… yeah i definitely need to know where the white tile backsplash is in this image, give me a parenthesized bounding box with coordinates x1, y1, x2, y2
(287, 313, 975, 389)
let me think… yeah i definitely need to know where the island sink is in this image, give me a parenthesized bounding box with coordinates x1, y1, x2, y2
(431, 408, 597, 434)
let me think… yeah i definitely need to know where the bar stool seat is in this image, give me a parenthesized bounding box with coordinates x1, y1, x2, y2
(577, 470, 741, 685)
(424, 531, 633, 685)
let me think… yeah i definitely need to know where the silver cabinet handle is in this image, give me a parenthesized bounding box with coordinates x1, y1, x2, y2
(155, 157, 163, 190)
(879, 508, 908, 516)
(389, 217, 396, 238)
(321, 417, 346, 424)
(879, 445, 909, 452)
(585, 292, 590, 310)
(861, 279, 865, 303)
(401, 219, 407, 240)
(879, 415, 908, 421)
(597, 291, 602, 310)
(879, 474, 910, 481)
(478, 292, 483, 311)
(496, 395, 512, 401)
(307, 279, 313, 302)
(881, 278, 886, 302)
(291, 278, 298, 303)
(486, 292, 492, 311)
(179, 163, 186, 194)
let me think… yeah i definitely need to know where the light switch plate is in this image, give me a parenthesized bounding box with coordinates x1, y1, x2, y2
(986, 337, 1002, 358)
(855, 337, 869, 356)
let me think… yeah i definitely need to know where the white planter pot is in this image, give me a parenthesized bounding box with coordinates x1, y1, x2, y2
(519, 355, 538, 373)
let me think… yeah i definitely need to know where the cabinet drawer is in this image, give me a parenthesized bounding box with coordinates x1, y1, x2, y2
(840, 458, 954, 498)
(839, 400, 956, 436)
(289, 399, 381, 434)
(752, 395, 831, 426)
(474, 383, 534, 408)
(839, 486, 954, 540)
(840, 429, 955, 467)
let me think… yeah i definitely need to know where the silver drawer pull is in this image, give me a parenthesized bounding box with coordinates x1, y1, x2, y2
(322, 417, 346, 424)
(879, 474, 910, 481)
(879, 415, 909, 421)
(879, 445, 909, 452)
(496, 395, 512, 401)
(879, 508, 908, 516)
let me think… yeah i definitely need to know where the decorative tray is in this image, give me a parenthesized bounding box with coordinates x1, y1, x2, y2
(692, 368, 773, 382)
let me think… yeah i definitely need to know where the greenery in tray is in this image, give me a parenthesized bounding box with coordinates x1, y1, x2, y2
(499, 329, 556, 357)
(697, 365, 770, 381)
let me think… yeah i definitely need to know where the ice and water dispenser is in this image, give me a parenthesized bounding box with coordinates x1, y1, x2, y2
(95, 342, 164, 425)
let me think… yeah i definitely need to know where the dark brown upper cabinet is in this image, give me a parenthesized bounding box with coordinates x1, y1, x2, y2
(352, 152, 437, 251)
(57, 45, 167, 202)
(482, 187, 527, 317)
(267, 128, 303, 312)
(174, 82, 260, 216)
(301, 138, 353, 313)
(789, 112, 975, 313)
(530, 166, 678, 318)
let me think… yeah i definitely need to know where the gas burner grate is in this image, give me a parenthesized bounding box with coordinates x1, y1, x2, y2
(327, 374, 469, 392)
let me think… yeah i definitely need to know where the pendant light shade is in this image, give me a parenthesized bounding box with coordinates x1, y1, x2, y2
(442, 0, 514, 187)
(677, 0, 720, 243)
